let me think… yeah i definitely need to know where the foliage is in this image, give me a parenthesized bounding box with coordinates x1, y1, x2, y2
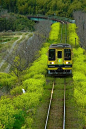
(0, 0, 86, 18)
(0, 120, 5, 129)
(10, 86, 22, 95)
(0, 72, 17, 89)
(0, 22, 60, 128)
(25, 117, 33, 127)
(0, 97, 15, 129)
(68, 23, 80, 47)
(23, 78, 45, 93)
(49, 22, 60, 41)
(0, 13, 34, 32)
(68, 25, 86, 124)
(13, 110, 25, 129)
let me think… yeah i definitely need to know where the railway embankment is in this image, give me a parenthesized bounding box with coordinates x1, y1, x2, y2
(0, 22, 86, 128)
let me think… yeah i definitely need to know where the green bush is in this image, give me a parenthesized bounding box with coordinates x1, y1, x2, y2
(0, 72, 17, 89)
(49, 22, 60, 41)
(0, 14, 35, 32)
(69, 26, 86, 109)
(68, 23, 80, 47)
(25, 117, 33, 128)
(13, 110, 25, 129)
(13, 92, 41, 110)
(0, 97, 15, 129)
(23, 78, 45, 92)
(10, 86, 22, 95)
(73, 72, 86, 82)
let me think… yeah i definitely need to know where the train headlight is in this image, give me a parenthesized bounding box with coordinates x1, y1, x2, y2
(50, 62, 54, 64)
(66, 62, 70, 64)
(66, 62, 68, 64)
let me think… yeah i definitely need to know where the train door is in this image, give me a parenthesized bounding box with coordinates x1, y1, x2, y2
(57, 49, 63, 64)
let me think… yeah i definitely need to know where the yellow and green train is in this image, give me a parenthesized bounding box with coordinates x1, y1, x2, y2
(48, 43, 72, 75)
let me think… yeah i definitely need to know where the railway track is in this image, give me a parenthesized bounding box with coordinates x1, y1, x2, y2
(44, 77, 66, 129)
(45, 23, 67, 129)
(60, 23, 67, 44)
(43, 75, 85, 129)
(44, 23, 83, 129)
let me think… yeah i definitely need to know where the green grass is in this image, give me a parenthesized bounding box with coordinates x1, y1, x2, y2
(32, 76, 53, 129)
(66, 78, 85, 129)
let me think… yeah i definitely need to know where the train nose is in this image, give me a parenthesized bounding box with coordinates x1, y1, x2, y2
(57, 67, 63, 72)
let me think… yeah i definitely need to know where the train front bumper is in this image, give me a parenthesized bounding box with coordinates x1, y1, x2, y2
(48, 64, 72, 74)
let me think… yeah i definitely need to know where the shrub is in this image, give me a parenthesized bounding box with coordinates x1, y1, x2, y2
(68, 23, 80, 47)
(0, 98, 15, 129)
(49, 22, 60, 41)
(73, 72, 86, 82)
(10, 86, 22, 95)
(13, 92, 41, 110)
(25, 117, 33, 127)
(0, 72, 17, 89)
(13, 110, 25, 129)
(22, 78, 45, 93)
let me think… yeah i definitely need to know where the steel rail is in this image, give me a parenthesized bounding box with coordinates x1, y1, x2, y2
(63, 79, 66, 129)
(44, 81, 54, 129)
(60, 23, 67, 129)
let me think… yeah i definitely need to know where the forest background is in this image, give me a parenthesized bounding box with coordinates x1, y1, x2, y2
(0, 0, 86, 17)
(0, 0, 86, 32)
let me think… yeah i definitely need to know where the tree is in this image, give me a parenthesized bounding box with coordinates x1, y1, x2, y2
(6, 21, 51, 77)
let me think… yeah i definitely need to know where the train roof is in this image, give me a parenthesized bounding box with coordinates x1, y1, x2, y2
(49, 43, 71, 49)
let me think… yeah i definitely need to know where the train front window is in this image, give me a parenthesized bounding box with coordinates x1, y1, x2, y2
(58, 51, 62, 58)
(64, 49, 71, 60)
(49, 49, 55, 61)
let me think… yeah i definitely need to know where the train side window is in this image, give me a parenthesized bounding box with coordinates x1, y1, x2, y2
(49, 49, 55, 61)
(64, 49, 71, 60)
(58, 51, 62, 58)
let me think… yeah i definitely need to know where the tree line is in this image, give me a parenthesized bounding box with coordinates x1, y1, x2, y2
(0, 0, 86, 18)
(0, 13, 35, 31)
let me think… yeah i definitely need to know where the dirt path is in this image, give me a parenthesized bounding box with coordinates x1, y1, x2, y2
(0, 35, 22, 69)
(4, 33, 33, 73)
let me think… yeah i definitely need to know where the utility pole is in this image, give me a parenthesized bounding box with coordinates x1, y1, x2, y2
(75, 38, 76, 46)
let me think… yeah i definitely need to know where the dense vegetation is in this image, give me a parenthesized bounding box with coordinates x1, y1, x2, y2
(0, 0, 86, 18)
(68, 23, 86, 125)
(0, 19, 86, 128)
(0, 23, 60, 129)
(0, 13, 34, 31)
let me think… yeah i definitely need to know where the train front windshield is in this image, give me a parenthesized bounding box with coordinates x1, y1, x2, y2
(58, 51, 62, 58)
(64, 49, 71, 60)
(49, 49, 55, 61)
